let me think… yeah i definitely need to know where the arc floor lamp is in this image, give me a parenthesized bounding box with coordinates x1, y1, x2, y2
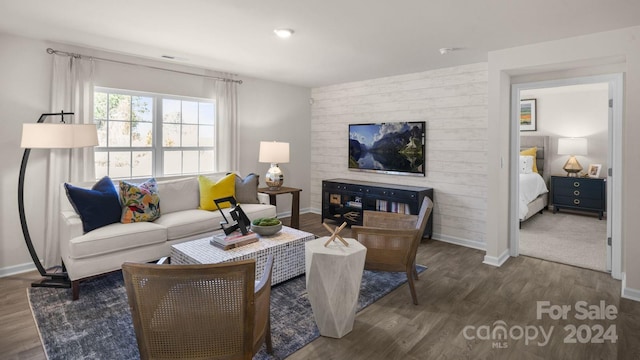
(19, 111, 98, 288)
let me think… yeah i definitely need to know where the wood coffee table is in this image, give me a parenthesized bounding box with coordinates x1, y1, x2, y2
(170, 226, 315, 284)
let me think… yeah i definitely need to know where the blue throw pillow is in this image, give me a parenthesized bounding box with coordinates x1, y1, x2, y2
(64, 176, 122, 233)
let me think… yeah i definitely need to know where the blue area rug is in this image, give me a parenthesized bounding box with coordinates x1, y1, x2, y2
(29, 266, 426, 359)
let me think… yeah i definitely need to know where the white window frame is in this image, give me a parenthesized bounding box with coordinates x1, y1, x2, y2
(94, 87, 216, 179)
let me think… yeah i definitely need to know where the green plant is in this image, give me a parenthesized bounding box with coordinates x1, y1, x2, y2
(252, 217, 281, 226)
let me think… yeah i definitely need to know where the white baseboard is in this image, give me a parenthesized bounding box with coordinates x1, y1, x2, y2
(483, 249, 511, 267)
(278, 207, 314, 219)
(431, 233, 486, 251)
(0, 262, 36, 278)
(621, 272, 640, 302)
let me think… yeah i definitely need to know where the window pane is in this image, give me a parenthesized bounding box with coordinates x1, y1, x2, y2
(94, 92, 108, 120)
(95, 151, 108, 178)
(109, 152, 131, 178)
(182, 124, 198, 147)
(132, 122, 153, 147)
(199, 103, 215, 125)
(164, 151, 182, 175)
(132, 96, 153, 122)
(108, 94, 131, 120)
(199, 125, 214, 146)
(163, 124, 180, 147)
(96, 119, 107, 147)
(200, 150, 214, 173)
(183, 151, 198, 174)
(108, 121, 131, 147)
(163, 99, 181, 123)
(132, 151, 152, 177)
(182, 101, 198, 124)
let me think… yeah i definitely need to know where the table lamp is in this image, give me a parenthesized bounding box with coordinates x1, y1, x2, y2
(259, 141, 290, 190)
(19, 111, 98, 288)
(557, 137, 587, 177)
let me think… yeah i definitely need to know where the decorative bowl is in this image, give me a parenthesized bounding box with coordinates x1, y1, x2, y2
(251, 220, 282, 236)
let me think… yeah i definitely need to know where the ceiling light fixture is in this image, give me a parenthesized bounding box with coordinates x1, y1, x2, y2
(274, 28, 294, 39)
(439, 47, 456, 55)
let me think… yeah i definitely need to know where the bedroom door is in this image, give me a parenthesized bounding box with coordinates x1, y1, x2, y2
(510, 74, 622, 279)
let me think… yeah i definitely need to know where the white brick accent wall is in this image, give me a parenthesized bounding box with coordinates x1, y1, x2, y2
(310, 63, 488, 248)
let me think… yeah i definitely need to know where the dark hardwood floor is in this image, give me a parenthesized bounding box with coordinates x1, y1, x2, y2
(2, 213, 639, 359)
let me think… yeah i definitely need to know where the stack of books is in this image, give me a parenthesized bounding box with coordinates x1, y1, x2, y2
(210, 230, 259, 250)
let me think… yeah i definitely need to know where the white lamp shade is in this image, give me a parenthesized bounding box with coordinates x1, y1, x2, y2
(557, 137, 587, 156)
(259, 141, 290, 163)
(21, 123, 98, 149)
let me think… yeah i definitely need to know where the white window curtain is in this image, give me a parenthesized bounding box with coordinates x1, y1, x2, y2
(43, 55, 95, 268)
(215, 76, 239, 172)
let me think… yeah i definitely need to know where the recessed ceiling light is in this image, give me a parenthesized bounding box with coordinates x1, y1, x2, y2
(439, 47, 457, 55)
(274, 28, 294, 39)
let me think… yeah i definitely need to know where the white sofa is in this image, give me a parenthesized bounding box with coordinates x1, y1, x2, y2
(59, 173, 276, 300)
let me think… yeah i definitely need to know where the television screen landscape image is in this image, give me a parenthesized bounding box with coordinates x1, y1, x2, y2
(348, 121, 425, 176)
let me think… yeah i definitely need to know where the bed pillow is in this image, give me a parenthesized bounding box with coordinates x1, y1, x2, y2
(64, 176, 122, 233)
(519, 147, 539, 173)
(120, 178, 161, 223)
(198, 174, 235, 210)
(519, 156, 534, 174)
(233, 173, 260, 204)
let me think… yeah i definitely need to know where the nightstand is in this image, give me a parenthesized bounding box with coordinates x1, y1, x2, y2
(550, 176, 606, 219)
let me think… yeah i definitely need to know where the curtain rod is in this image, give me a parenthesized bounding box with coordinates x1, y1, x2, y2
(46, 48, 242, 84)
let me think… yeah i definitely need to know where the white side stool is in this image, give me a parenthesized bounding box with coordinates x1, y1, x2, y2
(305, 236, 367, 338)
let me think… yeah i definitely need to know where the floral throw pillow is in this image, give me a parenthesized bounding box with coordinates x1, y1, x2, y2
(120, 178, 161, 223)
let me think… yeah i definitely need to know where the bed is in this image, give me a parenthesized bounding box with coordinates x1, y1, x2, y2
(519, 136, 550, 224)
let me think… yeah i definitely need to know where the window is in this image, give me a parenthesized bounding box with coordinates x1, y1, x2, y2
(94, 88, 216, 179)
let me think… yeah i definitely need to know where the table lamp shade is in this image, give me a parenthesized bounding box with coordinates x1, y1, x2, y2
(259, 141, 289, 190)
(557, 137, 587, 156)
(558, 137, 587, 176)
(21, 123, 98, 149)
(259, 141, 290, 163)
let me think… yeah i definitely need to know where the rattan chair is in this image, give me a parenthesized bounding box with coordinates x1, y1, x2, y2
(351, 197, 433, 305)
(123, 256, 274, 360)
(253, 255, 273, 355)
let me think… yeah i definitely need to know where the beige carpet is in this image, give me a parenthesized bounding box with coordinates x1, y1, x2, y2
(519, 210, 607, 271)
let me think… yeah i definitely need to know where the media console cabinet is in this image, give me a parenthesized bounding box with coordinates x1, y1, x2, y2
(322, 178, 433, 238)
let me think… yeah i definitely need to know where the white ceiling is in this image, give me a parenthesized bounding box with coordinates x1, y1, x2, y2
(1, 0, 640, 88)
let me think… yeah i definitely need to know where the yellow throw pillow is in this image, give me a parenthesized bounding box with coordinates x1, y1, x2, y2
(519, 147, 538, 173)
(198, 174, 236, 210)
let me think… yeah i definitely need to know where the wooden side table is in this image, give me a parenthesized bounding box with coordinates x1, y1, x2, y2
(258, 186, 302, 229)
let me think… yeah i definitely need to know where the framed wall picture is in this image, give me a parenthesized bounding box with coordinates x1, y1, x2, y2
(520, 99, 537, 131)
(588, 164, 602, 178)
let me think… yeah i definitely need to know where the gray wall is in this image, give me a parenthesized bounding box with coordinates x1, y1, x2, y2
(0, 32, 311, 275)
(521, 84, 608, 177)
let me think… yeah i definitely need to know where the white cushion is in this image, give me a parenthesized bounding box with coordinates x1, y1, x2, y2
(69, 222, 167, 259)
(241, 204, 278, 221)
(519, 155, 534, 174)
(156, 177, 199, 214)
(153, 209, 222, 240)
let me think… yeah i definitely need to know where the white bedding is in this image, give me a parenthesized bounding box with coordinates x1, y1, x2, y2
(519, 173, 549, 220)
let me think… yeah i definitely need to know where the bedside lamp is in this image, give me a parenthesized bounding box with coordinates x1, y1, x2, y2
(558, 137, 587, 177)
(259, 141, 290, 190)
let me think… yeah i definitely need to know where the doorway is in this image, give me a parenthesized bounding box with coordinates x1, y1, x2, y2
(509, 74, 622, 279)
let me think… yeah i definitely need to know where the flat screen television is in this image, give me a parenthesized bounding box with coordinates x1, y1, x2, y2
(348, 121, 425, 176)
